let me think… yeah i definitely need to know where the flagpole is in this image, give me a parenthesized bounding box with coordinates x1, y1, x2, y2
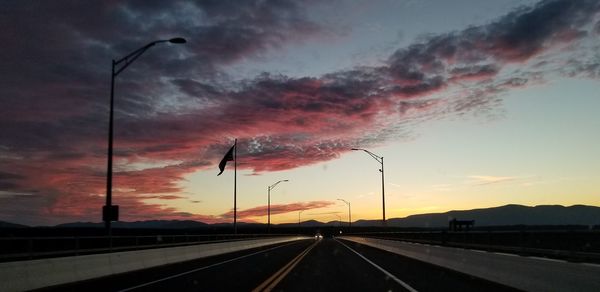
(233, 138, 237, 234)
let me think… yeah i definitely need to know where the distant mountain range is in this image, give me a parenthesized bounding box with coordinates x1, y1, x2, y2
(0, 220, 28, 228)
(2, 204, 599, 228)
(355, 204, 600, 227)
(55, 220, 209, 229)
(280, 220, 343, 228)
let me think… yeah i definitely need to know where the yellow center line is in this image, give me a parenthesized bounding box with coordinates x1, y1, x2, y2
(252, 239, 320, 292)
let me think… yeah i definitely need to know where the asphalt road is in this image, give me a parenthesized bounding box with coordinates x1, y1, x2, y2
(274, 238, 518, 292)
(38, 239, 314, 292)
(38, 237, 520, 292)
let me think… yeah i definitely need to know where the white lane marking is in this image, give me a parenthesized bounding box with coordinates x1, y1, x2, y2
(336, 239, 419, 292)
(527, 256, 566, 263)
(580, 262, 600, 268)
(492, 252, 519, 257)
(118, 240, 306, 292)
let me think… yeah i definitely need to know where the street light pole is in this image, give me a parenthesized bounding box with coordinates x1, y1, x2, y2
(104, 38, 186, 238)
(298, 209, 305, 228)
(267, 179, 289, 233)
(351, 148, 386, 226)
(337, 198, 351, 228)
(381, 156, 385, 225)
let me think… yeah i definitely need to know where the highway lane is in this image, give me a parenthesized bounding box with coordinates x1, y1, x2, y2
(273, 238, 518, 292)
(336, 238, 519, 292)
(271, 237, 413, 291)
(38, 237, 522, 291)
(38, 239, 314, 292)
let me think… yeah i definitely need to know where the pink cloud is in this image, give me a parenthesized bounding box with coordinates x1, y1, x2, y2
(220, 201, 336, 220)
(1, 0, 599, 225)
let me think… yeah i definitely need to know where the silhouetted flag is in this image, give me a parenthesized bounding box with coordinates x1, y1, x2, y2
(217, 144, 235, 176)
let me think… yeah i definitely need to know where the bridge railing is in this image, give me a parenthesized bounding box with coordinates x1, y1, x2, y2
(345, 229, 600, 262)
(0, 234, 290, 262)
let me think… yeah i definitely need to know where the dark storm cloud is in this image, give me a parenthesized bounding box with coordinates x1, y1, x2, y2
(449, 64, 499, 81)
(385, 0, 599, 85)
(0, 0, 598, 224)
(0, 171, 25, 181)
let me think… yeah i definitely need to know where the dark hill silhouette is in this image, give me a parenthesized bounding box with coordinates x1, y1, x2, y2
(355, 204, 600, 227)
(277, 220, 342, 228)
(0, 220, 28, 228)
(56, 220, 209, 229)
(2, 204, 599, 229)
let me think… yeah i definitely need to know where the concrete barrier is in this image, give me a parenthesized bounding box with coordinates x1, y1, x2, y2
(0, 236, 308, 291)
(340, 236, 600, 292)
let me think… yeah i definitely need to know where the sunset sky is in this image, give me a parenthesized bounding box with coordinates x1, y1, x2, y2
(1, 0, 599, 226)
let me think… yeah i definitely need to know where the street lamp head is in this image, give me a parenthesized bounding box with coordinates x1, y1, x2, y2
(168, 37, 187, 44)
(351, 148, 361, 151)
(337, 198, 349, 205)
(283, 179, 289, 182)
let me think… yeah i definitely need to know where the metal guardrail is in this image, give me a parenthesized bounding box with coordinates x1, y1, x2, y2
(0, 234, 292, 262)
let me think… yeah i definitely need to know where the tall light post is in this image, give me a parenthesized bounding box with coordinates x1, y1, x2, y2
(298, 209, 305, 228)
(351, 148, 386, 226)
(267, 179, 289, 233)
(104, 38, 186, 237)
(337, 198, 351, 228)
